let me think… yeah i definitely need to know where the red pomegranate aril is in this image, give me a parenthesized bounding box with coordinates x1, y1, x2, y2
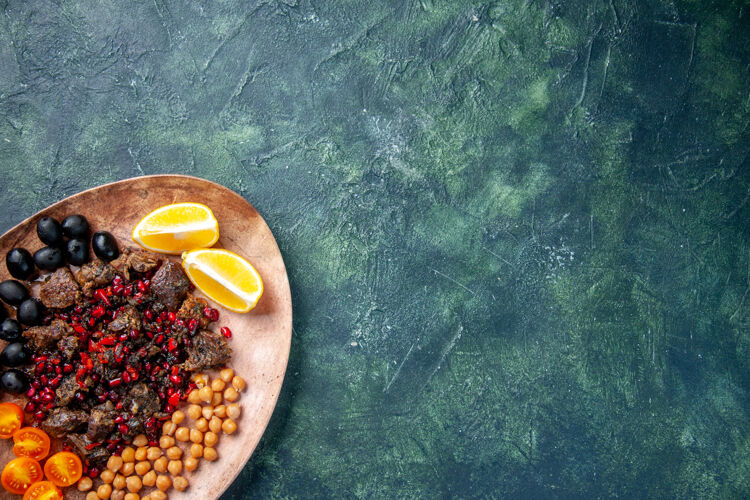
(118, 333, 129, 342)
(50, 376, 62, 388)
(26, 387, 36, 398)
(92, 305, 106, 318)
(108, 377, 122, 387)
(35, 362, 46, 375)
(155, 334, 164, 345)
(75, 392, 85, 402)
(144, 310, 154, 321)
(114, 415, 125, 424)
(63, 363, 73, 374)
(24, 402, 36, 413)
(39, 375, 48, 385)
(122, 371, 131, 383)
(123, 285, 133, 297)
(97, 393, 108, 402)
(188, 319, 198, 332)
(209, 308, 219, 322)
(31, 380, 41, 390)
(33, 411, 45, 421)
(203, 307, 212, 318)
(168, 393, 180, 407)
(88, 317, 96, 327)
(221, 326, 232, 338)
(54, 366, 62, 375)
(167, 312, 176, 323)
(168, 338, 177, 352)
(94, 289, 111, 306)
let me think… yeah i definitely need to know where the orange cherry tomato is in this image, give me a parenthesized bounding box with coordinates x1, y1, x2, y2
(43, 451, 82, 487)
(0, 402, 24, 439)
(22, 481, 62, 500)
(13, 427, 51, 460)
(1, 457, 43, 494)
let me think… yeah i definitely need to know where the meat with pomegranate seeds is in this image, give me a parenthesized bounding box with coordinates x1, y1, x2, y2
(182, 329, 231, 372)
(87, 401, 117, 442)
(23, 319, 73, 350)
(111, 247, 160, 280)
(57, 335, 79, 361)
(39, 267, 81, 309)
(75, 259, 116, 296)
(124, 383, 161, 416)
(41, 407, 88, 437)
(177, 295, 211, 330)
(150, 261, 191, 310)
(108, 304, 141, 332)
(65, 433, 109, 466)
(55, 374, 80, 406)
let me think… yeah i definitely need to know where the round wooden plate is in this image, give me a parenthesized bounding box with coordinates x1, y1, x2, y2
(0, 175, 292, 499)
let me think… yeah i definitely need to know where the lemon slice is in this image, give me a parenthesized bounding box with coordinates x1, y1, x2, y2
(182, 248, 263, 313)
(132, 202, 219, 254)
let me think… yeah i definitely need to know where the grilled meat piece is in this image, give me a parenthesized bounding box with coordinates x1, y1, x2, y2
(177, 296, 210, 330)
(87, 402, 117, 442)
(65, 433, 109, 466)
(108, 304, 141, 332)
(151, 261, 190, 310)
(54, 374, 80, 407)
(75, 259, 117, 296)
(111, 247, 160, 280)
(39, 268, 81, 309)
(57, 335, 79, 360)
(42, 408, 88, 437)
(182, 329, 231, 372)
(23, 319, 73, 350)
(124, 383, 161, 416)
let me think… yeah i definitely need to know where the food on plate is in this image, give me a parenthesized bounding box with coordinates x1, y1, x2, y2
(0, 280, 30, 306)
(0, 318, 23, 342)
(132, 202, 219, 254)
(43, 451, 82, 487)
(1, 341, 31, 367)
(92, 231, 120, 261)
(6, 248, 35, 280)
(181, 248, 263, 313)
(61, 214, 90, 239)
(65, 238, 89, 266)
(36, 217, 64, 248)
(17, 298, 43, 326)
(33, 247, 64, 272)
(22, 480, 62, 500)
(12, 427, 51, 460)
(1, 456, 43, 494)
(0, 403, 24, 439)
(0, 369, 29, 393)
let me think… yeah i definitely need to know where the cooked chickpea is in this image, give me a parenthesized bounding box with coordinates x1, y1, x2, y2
(189, 442, 203, 458)
(227, 403, 241, 420)
(209, 416, 222, 433)
(166, 446, 183, 460)
(134, 461, 151, 476)
(156, 474, 172, 492)
(121, 462, 135, 476)
(113, 474, 126, 490)
(159, 435, 175, 449)
(171, 410, 186, 424)
(174, 426, 189, 442)
(124, 494, 140, 500)
(167, 459, 182, 475)
(212, 391, 223, 406)
(173, 476, 189, 491)
(141, 495, 151, 500)
(201, 406, 214, 420)
(101, 470, 115, 483)
(204, 431, 218, 447)
(219, 368, 234, 382)
(190, 428, 203, 443)
(134, 447, 147, 461)
(187, 389, 202, 404)
(107, 455, 124, 472)
(133, 434, 148, 447)
(151, 492, 167, 500)
(204, 447, 218, 461)
(111, 491, 125, 500)
(87, 492, 100, 500)
(126, 475, 142, 493)
(198, 386, 213, 402)
(224, 387, 239, 402)
(146, 447, 162, 461)
(121, 447, 135, 462)
(184, 456, 199, 472)
(222, 418, 237, 435)
(153, 456, 168, 473)
(142, 470, 157, 487)
(192, 373, 208, 387)
(162, 420, 176, 436)
(187, 404, 202, 420)
(211, 378, 225, 392)
(213, 404, 227, 418)
(195, 417, 209, 432)
(232, 375, 246, 392)
(97, 483, 113, 499)
(79, 476, 94, 491)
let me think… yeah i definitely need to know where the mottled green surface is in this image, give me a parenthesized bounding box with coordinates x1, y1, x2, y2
(1, 0, 750, 497)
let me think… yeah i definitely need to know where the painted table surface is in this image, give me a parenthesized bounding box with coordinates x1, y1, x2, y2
(1, 0, 749, 498)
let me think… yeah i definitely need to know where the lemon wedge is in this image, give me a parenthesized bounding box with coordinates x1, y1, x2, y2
(132, 202, 219, 254)
(181, 248, 263, 313)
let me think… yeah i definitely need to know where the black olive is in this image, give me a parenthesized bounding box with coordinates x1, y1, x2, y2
(0, 369, 29, 393)
(37, 216, 64, 246)
(0, 319, 23, 342)
(6, 248, 34, 280)
(0, 343, 30, 367)
(34, 246, 64, 271)
(17, 298, 43, 326)
(65, 238, 90, 266)
(92, 231, 119, 261)
(0, 280, 29, 306)
(61, 214, 90, 239)
(0, 305, 4, 322)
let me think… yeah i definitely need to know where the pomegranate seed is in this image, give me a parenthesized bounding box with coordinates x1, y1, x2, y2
(33, 411, 45, 421)
(94, 289, 111, 306)
(168, 393, 180, 407)
(75, 392, 85, 402)
(40, 375, 48, 385)
(26, 387, 36, 398)
(167, 312, 176, 323)
(210, 309, 220, 322)
(35, 362, 46, 374)
(115, 402, 124, 410)
(54, 366, 62, 375)
(188, 319, 198, 332)
(32, 380, 41, 390)
(122, 371, 131, 383)
(148, 440, 159, 447)
(123, 285, 133, 297)
(24, 402, 36, 413)
(74, 305, 84, 314)
(129, 329, 139, 340)
(114, 415, 125, 424)
(155, 334, 164, 345)
(164, 404, 175, 413)
(221, 327, 232, 338)
(168, 338, 177, 352)
(98, 393, 108, 402)
(144, 310, 154, 321)
(109, 378, 122, 387)
(87, 317, 96, 327)
(137, 281, 148, 293)
(50, 376, 62, 388)
(118, 333, 129, 342)
(112, 284, 124, 295)
(92, 305, 106, 318)
(88, 468, 100, 478)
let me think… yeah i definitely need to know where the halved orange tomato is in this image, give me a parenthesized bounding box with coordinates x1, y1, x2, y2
(1, 457, 43, 494)
(13, 427, 51, 460)
(0, 402, 24, 439)
(22, 480, 62, 500)
(43, 451, 82, 487)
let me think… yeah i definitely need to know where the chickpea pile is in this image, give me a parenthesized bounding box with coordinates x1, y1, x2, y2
(79, 369, 245, 500)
